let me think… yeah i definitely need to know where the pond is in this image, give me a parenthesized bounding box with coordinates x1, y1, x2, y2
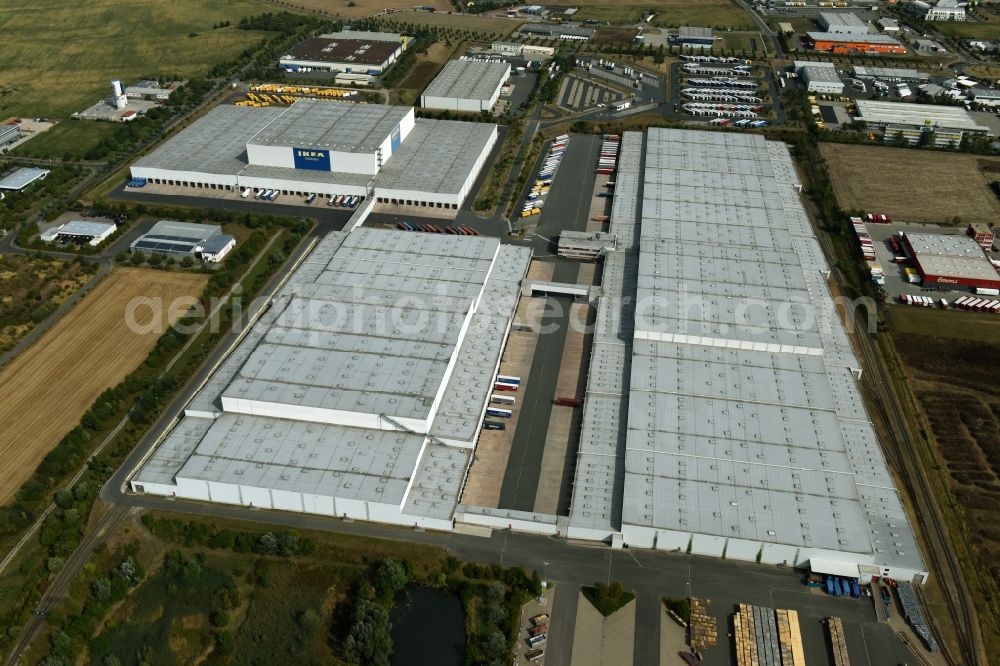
(389, 587, 466, 666)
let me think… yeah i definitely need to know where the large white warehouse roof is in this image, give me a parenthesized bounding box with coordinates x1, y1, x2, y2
(422, 59, 511, 102)
(248, 100, 411, 153)
(133, 228, 531, 528)
(568, 128, 926, 581)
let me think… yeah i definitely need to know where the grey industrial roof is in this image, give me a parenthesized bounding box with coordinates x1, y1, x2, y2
(223, 229, 500, 422)
(324, 30, 403, 43)
(806, 31, 903, 44)
(176, 413, 426, 505)
(248, 99, 409, 153)
(612, 127, 923, 572)
(852, 66, 927, 80)
(906, 232, 999, 281)
(136, 226, 529, 523)
(0, 167, 48, 191)
(134, 105, 284, 175)
(200, 234, 236, 254)
(854, 99, 990, 132)
(568, 131, 644, 535)
(678, 26, 713, 38)
(795, 60, 844, 85)
(136, 104, 496, 197)
(145, 220, 221, 242)
(49, 220, 116, 236)
(422, 60, 510, 102)
(818, 11, 867, 27)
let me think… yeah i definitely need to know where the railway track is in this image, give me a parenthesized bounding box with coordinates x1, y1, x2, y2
(812, 232, 981, 666)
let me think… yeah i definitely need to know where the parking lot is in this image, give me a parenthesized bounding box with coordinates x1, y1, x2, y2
(556, 75, 625, 112)
(863, 222, 992, 304)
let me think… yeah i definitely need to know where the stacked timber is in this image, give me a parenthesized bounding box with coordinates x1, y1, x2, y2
(775, 609, 806, 666)
(826, 616, 851, 666)
(689, 597, 718, 650)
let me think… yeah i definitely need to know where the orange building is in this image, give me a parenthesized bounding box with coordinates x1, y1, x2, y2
(804, 32, 908, 55)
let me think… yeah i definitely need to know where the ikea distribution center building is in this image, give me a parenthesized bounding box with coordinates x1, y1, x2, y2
(130, 99, 498, 209)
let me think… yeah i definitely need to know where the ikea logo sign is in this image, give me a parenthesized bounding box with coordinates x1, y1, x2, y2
(293, 147, 331, 171)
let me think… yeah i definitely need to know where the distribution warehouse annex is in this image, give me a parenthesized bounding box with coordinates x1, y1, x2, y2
(129, 126, 927, 586)
(129, 98, 497, 209)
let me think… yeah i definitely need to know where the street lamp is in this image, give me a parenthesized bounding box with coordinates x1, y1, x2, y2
(540, 561, 549, 604)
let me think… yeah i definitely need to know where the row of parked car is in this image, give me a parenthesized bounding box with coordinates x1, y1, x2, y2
(239, 188, 363, 208)
(395, 222, 481, 235)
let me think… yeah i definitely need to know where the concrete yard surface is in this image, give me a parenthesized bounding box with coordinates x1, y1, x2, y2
(461, 295, 543, 508)
(570, 592, 636, 666)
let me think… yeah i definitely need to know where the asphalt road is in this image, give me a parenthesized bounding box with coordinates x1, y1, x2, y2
(109, 186, 356, 226)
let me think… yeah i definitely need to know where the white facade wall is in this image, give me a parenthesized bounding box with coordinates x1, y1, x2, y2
(236, 174, 367, 198)
(217, 397, 430, 434)
(926, 7, 965, 20)
(454, 511, 560, 535)
(130, 166, 238, 189)
(130, 480, 179, 496)
(246, 144, 295, 169)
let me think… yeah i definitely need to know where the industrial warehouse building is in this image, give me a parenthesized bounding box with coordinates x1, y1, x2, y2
(853, 99, 991, 146)
(129, 99, 499, 209)
(0, 124, 21, 151)
(670, 26, 714, 48)
(130, 220, 236, 262)
(0, 167, 48, 191)
(420, 59, 510, 113)
(129, 125, 928, 583)
(132, 228, 532, 529)
(852, 66, 928, 82)
(40, 220, 116, 246)
(563, 129, 927, 583)
(805, 32, 907, 54)
(902, 232, 1000, 290)
(795, 61, 844, 94)
(518, 23, 594, 40)
(279, 34, 403, 75)
(817, 11, 869, 34)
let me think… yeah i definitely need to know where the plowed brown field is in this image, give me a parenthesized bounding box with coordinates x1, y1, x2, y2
(0, 268, 207, 503)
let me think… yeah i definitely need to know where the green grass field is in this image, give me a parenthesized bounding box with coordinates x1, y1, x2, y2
(0, 0, 271, 118)
(9, 120, 120, 159)
(933, 18, 1000, 41)
(570, 0, 754, 30)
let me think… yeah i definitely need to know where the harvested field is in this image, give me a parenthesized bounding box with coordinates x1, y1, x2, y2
(0, 268, 207, 504)
(567, 0, 754, 30)
(284, 0, 451, 19)
(377, 10, 520, 33)
(888, 306, 1000, 657)
(820, 143, 1000, 224)
(593, 26, 640, 44)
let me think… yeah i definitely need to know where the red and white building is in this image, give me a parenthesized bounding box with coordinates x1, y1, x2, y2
(902, 232, 1000, 290)
(967, 223, 995, 252)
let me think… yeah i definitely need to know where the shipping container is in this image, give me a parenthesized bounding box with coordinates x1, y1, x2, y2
(528, 623, 548, 637)
(483, 421, 506, 430)
(527, 634, 547, 648)
(976, 287, 1000, 296)
(497, 375, 521, 385)
(485, 407, 513, 418)
(494, 382, 518, 391)
(553, 397, 582, 407)
(491, 394, 516, 406)
(530, 613, 550, 625)
(526, 649, 544, 662)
